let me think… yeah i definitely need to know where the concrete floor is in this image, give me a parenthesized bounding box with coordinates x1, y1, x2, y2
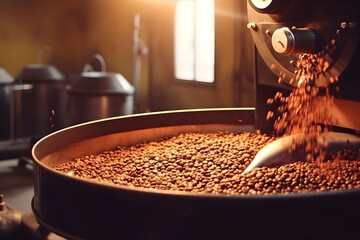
(1, 158, 65, 239)
(0, 158, 34, 214)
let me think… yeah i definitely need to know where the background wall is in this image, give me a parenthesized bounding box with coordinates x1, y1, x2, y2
(0, 0, 254, 113)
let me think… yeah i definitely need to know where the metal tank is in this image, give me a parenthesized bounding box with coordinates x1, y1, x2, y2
(0, 68, 14, 140)
(66, 54, 134, 125)
(14, 64, 67, 139)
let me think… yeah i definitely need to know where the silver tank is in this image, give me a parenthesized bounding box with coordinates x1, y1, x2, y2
(14, 64, 67, 139)
(0, 68, 14, 140)
(67, 71, 134, 125)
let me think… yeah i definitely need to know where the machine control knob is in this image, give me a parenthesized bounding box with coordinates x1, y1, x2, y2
(271, 27, 317, 55)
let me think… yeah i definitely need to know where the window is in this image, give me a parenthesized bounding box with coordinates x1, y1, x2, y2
(174, 0, 215, 83)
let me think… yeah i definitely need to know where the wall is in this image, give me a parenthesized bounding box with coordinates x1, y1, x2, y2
(146, 0, 255, 111)
(0, 0, 254, 114)
(0, 0, 147, 79)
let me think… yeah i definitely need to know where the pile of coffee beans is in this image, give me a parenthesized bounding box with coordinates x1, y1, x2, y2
(54, 132, 360, 195)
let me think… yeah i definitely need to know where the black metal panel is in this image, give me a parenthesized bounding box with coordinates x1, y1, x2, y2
(32, 159, 360, 240)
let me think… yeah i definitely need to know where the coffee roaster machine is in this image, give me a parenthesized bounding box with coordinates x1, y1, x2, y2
(248, 0, 360, 133)
(14, 0, 360, 239)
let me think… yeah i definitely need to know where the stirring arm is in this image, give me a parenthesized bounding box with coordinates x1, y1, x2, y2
(241, 132, 360, 175)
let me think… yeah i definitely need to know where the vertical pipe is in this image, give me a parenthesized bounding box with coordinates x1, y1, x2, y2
(133, 13, 141, 113)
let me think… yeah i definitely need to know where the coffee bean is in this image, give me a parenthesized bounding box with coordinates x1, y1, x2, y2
(54, 132, 360, 195)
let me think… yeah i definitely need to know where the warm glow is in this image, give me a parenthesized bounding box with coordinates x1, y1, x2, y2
(174, 0, 214, 83)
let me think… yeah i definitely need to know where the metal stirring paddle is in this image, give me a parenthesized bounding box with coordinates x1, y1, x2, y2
(241, 132, 360, 175)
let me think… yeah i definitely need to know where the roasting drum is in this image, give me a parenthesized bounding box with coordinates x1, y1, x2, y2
(31, 108, 360, 240)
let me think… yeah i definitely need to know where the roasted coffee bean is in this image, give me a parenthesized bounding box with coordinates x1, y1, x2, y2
(54, 132, 360, 195)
